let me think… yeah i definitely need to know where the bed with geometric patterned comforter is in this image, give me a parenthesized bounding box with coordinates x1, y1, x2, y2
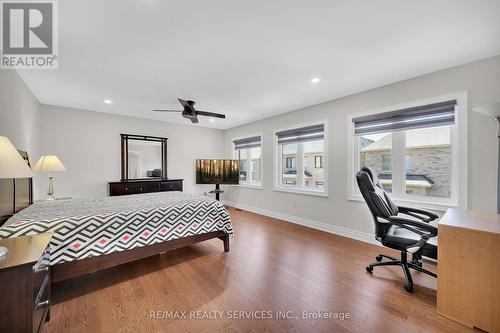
(0, 192, 233, 265)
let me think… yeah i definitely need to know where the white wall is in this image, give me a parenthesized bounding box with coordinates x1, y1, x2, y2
(0, 69, 42, 196)
(39, 105, 226, 199)
(224, 55, 500, 236)
(0, 70, 40, 161)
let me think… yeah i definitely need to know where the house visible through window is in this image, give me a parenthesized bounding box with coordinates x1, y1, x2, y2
(276, 123, 326, 193)
(233, 135, 262, 186)
(353, 98, 460, 204)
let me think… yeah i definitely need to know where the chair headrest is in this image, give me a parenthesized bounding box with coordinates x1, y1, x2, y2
(357, 170, 376, 192)
(361, 167, 380, 187)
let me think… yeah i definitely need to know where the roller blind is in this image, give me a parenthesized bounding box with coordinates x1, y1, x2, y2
(233, 136, 261, 150)
(352, 100, 457, 135)
(276, 124, 324, 145)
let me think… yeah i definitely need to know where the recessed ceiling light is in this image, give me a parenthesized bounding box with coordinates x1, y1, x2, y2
(104, 99, 112, 104)
(209, 119, 215, 122)
(311, 77, 320, 84)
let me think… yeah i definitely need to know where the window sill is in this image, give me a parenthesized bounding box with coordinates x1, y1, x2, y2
(348, 194, 458, 212)
(273, 187, 328, 197)
(235, 184, 264, 190)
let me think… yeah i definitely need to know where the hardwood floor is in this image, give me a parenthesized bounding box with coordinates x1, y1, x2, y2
(44, 208, 472, 333)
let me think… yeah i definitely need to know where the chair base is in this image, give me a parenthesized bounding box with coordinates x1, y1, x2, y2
(366, 251, 436, 292)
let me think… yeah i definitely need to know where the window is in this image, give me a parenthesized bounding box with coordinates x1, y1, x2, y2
(233, 135, 262, 187)
(315, 156, 323, 168)
(381, 154, 391, 171)
(350, 93, 468, 209)
(405, 126, 451, 198)
(359, 133, 393, 193)
(285, 157, 296, 169)
(275, 123, 327, 195)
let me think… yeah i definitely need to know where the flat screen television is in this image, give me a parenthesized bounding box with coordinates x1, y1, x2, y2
(196, 159, 239, 185)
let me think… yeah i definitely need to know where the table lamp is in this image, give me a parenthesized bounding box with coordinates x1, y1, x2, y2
(474, 102, 500, 213)
(0, 136, 34, 257)
(33, 155, 67, 201)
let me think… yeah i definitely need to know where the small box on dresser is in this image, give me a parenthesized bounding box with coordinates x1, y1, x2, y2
(0, 233, 52, 333)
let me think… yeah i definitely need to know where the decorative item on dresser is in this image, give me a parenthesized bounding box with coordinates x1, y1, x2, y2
(109, 179, 184, 196)
(0, 233, 52, 333)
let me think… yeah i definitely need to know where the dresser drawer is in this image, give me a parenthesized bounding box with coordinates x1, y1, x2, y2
(109, 180, 184, 196)
(110, 183, 139, 196)
(160, 181, 183, 192)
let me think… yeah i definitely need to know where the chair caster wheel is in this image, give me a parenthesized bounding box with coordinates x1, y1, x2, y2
(366, 266, 373, 273)
(376, 255, 383, 262)
(404, 284, 414, 293)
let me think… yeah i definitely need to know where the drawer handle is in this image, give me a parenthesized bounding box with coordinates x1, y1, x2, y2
(35, 300, 49, 310)
(140, 187, 143, 191)
(125, 187, 128, 191)
(34, 266, 49, 274)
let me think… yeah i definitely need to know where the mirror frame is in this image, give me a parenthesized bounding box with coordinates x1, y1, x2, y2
(120, 134, 168, 181)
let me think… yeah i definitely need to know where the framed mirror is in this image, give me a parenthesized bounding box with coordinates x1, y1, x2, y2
(120, 134, 168, 181)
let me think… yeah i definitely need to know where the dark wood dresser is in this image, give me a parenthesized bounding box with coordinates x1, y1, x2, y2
(109, 179, 184, 196)
(0, 233, 52, 333)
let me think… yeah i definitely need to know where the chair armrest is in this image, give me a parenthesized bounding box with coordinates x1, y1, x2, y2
(387, 216, 437, 253)
(398, 206, 439, 222)
(389, 216, 438, 237)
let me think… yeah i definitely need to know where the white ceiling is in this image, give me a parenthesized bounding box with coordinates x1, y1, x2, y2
(18, 0, 500, 129)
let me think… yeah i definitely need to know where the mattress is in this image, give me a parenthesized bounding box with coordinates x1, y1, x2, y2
(0, 192, 233, 265)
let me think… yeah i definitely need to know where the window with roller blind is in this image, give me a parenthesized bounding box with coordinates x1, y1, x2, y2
(348, 92, 468, 209)
(233, 135, 262, 187)
(274, 122, 328, 196)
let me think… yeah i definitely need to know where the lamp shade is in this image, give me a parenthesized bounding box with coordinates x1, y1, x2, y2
(0, 136, 34, 179)
(474, 103, 500, 118)
(33, 155, 67, 173)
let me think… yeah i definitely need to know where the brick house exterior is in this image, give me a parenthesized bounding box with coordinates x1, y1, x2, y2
(360, 127, 451, 198)
(282, 151, 325, 188)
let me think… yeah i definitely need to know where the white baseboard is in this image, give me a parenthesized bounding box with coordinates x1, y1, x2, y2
(224, 200, 380, 247)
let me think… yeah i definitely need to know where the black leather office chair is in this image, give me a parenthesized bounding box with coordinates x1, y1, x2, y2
(356, 167, 439, 292)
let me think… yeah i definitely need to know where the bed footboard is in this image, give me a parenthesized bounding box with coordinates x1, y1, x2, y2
(51, 231, 229, 283)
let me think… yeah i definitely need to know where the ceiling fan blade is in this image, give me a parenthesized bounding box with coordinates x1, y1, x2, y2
(152, 109, 182, 112)
(196, 111, 226, 119)
(178, 98, 190, 108)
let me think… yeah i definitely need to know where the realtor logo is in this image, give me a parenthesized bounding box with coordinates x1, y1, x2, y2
(1, 0, 58, 69)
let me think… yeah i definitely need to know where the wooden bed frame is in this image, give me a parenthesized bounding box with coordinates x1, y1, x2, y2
(1, 151, 230, 283)
(52, 231, 229, 283)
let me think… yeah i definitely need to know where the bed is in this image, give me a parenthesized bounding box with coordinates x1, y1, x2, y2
(0, 191, 233, 282)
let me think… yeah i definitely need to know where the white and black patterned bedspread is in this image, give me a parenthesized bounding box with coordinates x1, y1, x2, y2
(0, 192, 233, 265)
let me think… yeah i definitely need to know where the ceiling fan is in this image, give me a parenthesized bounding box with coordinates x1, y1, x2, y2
(153, 98, 226, 124)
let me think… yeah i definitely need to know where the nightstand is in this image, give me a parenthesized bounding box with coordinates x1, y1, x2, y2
(0, 233, 52, 333)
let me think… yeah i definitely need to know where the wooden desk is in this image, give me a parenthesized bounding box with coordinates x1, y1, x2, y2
(437, 209, 500, 333)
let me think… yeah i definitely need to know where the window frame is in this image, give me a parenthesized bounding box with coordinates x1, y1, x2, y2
(347, 91, 468, 211)
(232, 133, 264, 189)
(273, 120, 328, 197)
